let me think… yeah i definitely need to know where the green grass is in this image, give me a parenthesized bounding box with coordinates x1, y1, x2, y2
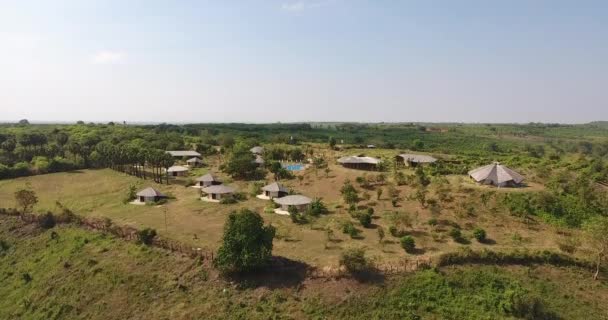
(1, 216, 607, 319)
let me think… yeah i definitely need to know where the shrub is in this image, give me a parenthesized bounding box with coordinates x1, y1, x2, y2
(0, 239, 9, 255)
(39, 212, 56, 229)
(339, 248, 370, 274)
(308, 198, 328, 216)
(449, 228, 462, 241)
(214, 209, 276, 274)
(137, 228, 157, 245)
(358, 212, 372, 228)
(219, 196, 238, 204)
(400, 236, 416, 253)
(428, 218, 438, 226)
(342, 221, 361, 238)
(473, 228, 487, 242)
(123, 184, 137, 204)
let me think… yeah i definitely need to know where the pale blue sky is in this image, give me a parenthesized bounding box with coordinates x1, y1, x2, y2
(1, 0, 607, 123)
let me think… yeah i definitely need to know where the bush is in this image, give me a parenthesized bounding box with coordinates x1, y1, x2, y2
(473, 228, 487, 242)
(339, 248, 370, 274)
(358, 212, 372, 228)
(449, 228, 463, 241)
(400, 236, 416, 253)
(342, 221, 361, 238)
(219, 196, 238, 204)
(428, 218, 438, 226)
(0, 239, 9, 255)
(214, 209, 276, 274)
(39, 212, 56, 229)
(308, 198, 329, 216)
(137, 228, 157, 245)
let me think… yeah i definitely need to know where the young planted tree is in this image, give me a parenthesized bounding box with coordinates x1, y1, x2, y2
(15, 189, 38, 214)
(584, 216, 608, 280)
(214, 209, 276, 274)
(341, 179, 359, 205)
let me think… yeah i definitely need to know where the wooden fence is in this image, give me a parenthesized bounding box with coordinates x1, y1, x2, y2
(0, 207, 430, 278)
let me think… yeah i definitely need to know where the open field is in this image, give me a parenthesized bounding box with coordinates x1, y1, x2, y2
(0, 153, 581, 268)
(1, 216, 607, 320)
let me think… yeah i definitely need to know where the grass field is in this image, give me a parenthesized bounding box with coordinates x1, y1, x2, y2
(1, 216, 607, 320)
(0, 150, 580, 268)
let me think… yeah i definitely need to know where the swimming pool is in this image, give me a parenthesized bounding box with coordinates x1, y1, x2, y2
(284, 163, 305, 171)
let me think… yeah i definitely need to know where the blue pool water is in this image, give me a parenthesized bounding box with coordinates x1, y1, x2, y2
(284, 163, 305, 171)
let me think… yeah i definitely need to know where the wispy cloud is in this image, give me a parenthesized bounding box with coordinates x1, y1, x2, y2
(281, 1, 330, 12)
(91, 51, 126, 64)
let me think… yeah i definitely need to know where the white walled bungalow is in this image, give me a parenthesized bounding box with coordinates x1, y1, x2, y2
(337, 156, 381, 170)
(273, 195, 312, 215)
(186, 157, 203, 167)
(165, 165, 189, 177)
(396, 154, 437, 167)
(257, 182, 289, 200)
(195, 173, 221, 188)
(468, 162, 524, 187)
(135, 187, 166, 204)
(201, 185, 235, 202)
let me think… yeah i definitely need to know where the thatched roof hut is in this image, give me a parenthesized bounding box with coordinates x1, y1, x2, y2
(186, 157, 203, 167)
(201, 185, 236, 202)
(166, 150, 201, 158)
(253, 155, 265, 165)
(135, 187, 166, 203)
(259, 182, 289, 199)
(468, 162, 524, 187)
(273, 195, 312, 214)
(337, 156, 381, 170)
(250, 146, 264, 155)
(166, 165, 189, 176)
(195, 173, 221, 187)
(397, 154, 437, 167)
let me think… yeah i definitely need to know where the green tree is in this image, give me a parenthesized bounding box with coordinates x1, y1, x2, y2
(400, 236, 416, 253)
(583, 216, 608, 280)
(15, 189, 38, 214)
(328, 136, 336, 149)
(214, 209, 276, 274)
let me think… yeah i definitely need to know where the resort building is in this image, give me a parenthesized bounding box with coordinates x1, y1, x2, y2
(201, 185, 235, 202)
(186, 157, 203, 167)
(195, 173, 221, 188)
(166, 150, 202, 158)
(258, 182, 289, 200)
(337, 156, 381, 170)
(468, 162, 524, 187)
(396, 154, 437, 167)
(166, 165, 189, 177)
(250, 146, 264, 155)
(135, 187, 166, 204)
(273, 195, 312, 215)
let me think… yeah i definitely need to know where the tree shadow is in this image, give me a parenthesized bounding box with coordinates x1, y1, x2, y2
(479, 238, 496, 245)
(227, 256, 309, 290)
(349, 268, 386, 284)
(409, 247, 426, 255)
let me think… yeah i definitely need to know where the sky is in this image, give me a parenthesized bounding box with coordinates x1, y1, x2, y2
(1, 0, 607, 124)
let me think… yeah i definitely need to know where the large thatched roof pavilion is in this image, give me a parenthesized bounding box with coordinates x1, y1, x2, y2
(396, 154, 437, 167)
(337, 156, 381, 170)
(468, 162, 524, 187)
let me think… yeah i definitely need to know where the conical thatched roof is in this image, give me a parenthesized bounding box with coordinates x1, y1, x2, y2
(196, 173, 220, 182)
(398, 154, 437, 163)
(337, 156, 380, 164)
(274, 195, 312, 206)
(202, 185, 235, 194)
(136, 187, 165, 197)
(250, 146, 264, 154)
(253, 155, 265, 164)
(262, 182, 288, 193)
(468, 162, 524, 186)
